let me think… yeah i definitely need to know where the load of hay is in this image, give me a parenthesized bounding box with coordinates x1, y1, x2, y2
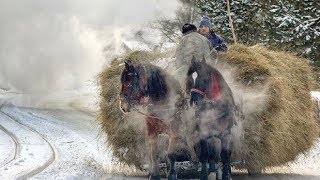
(215, 44, 319, 172)
(98, 44, 319, 173)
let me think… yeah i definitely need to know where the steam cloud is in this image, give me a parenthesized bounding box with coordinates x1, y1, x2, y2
(0, 0, 178, 93)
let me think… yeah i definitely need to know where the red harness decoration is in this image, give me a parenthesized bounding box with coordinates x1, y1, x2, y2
(210, 73, 222, 101)
(190, 72, 222, 101)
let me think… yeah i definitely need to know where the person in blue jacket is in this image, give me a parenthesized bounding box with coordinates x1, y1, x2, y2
(198, 16, 228, 52)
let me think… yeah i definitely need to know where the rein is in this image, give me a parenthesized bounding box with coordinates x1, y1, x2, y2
(132, 106, 160, 120)
(132, 105, 182, 122)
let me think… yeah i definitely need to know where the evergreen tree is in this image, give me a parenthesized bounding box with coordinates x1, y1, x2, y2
(195, 0, 319, 63)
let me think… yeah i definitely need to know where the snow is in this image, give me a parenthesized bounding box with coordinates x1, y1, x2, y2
(275, 16, 299, 28)
(305, 47, 312, 54)
(122, 40, 152, 51)
(0, 124, 15, 167)
(1, 87, 320, 179)
(306, 35, 311, 41)
(311, 91, 320, 101)
(269, 8, 279, 13)
(161, 42, 176, 50)
(0, 105, 109, 179)
(0, 81, 99, 113)
(285, 139, 320, 175)
(0, 111, 53, 180)
(261, 139, 320, 176)
(235, 19, 243, 23)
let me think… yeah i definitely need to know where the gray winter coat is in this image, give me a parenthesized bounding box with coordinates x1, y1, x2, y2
(175, 32, 211, 67)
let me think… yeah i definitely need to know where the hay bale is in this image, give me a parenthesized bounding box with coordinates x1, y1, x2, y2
(98, 44, 319, 173)
(216, 44, 319, 172)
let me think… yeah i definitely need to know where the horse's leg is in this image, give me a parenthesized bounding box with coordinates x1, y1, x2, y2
(194, 139, 208, 180)
(167, 137, 177, 180)
(220, 133, 232, 180)
(147, 135, 161, 180)
(146, 119, 161, 180)
(167, 121, 180, 180)
(167, 152, 177, 180)
(207, 136, 221, 180)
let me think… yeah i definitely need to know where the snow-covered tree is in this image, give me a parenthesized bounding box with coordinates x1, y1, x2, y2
(153, 0, 202, 43)
(196, 0, 319, 63)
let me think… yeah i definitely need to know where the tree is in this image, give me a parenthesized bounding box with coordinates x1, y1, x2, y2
(195, 0, 319, 63)
(153, 0, 202, 43)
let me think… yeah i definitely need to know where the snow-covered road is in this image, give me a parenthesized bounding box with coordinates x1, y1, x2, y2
(0, 110, 55, 180)
(0, 104, 109, 180)
(0, 102, 319, 179)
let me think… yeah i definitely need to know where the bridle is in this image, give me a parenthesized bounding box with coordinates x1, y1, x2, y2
(189, 71, 221, 102)
(189, 69, 208, 100)
(190, 88, 206, 97)
(120, 65, 148, 108)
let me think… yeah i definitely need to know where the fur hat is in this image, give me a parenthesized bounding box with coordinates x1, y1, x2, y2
(181, 23, 197, 34)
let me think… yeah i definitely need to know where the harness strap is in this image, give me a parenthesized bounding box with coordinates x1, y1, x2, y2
(191, 88, 206, 96)
(132, 106, 180, 123)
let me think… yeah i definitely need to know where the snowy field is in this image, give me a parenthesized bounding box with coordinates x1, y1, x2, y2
(0, 90, 319, 179)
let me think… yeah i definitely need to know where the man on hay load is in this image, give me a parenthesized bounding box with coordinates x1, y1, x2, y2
(198, 16, 228, 52)
(174, 16, 228, 86)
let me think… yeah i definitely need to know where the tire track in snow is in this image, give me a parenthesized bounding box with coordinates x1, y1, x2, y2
(0, 111, 57, 180)
(18, 107, 108, 179)
(0, 124, 20, 167)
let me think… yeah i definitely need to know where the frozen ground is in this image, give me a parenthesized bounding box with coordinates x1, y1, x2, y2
(0, 91, 319, 179)
(0, 105, 109, 180)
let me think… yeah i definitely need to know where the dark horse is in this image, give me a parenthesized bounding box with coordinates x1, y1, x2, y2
(186, 57, 236, 180)
(119, 61, 187, 180)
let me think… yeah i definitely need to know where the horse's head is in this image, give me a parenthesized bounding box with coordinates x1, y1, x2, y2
(186, 56, 221, 107)
(119, 61, 147, 113)
(186, 56, 209, 107)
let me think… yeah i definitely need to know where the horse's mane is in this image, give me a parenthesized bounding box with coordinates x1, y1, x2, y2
(145, 64, 169, 102)
(122, 62, 182, 105)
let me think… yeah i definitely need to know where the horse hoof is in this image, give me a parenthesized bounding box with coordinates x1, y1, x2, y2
(208, 172, 216, 180)
(149, 175, 161, 180)
(222, 177, 231, 180)
(222, 174, 231, 180)
(168, 173, 177, 180)
(199, 174, 208, 180)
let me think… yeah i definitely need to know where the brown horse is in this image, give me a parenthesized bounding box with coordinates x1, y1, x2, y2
(119, 61, 187, 180)
(186, 56, 236, 180)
